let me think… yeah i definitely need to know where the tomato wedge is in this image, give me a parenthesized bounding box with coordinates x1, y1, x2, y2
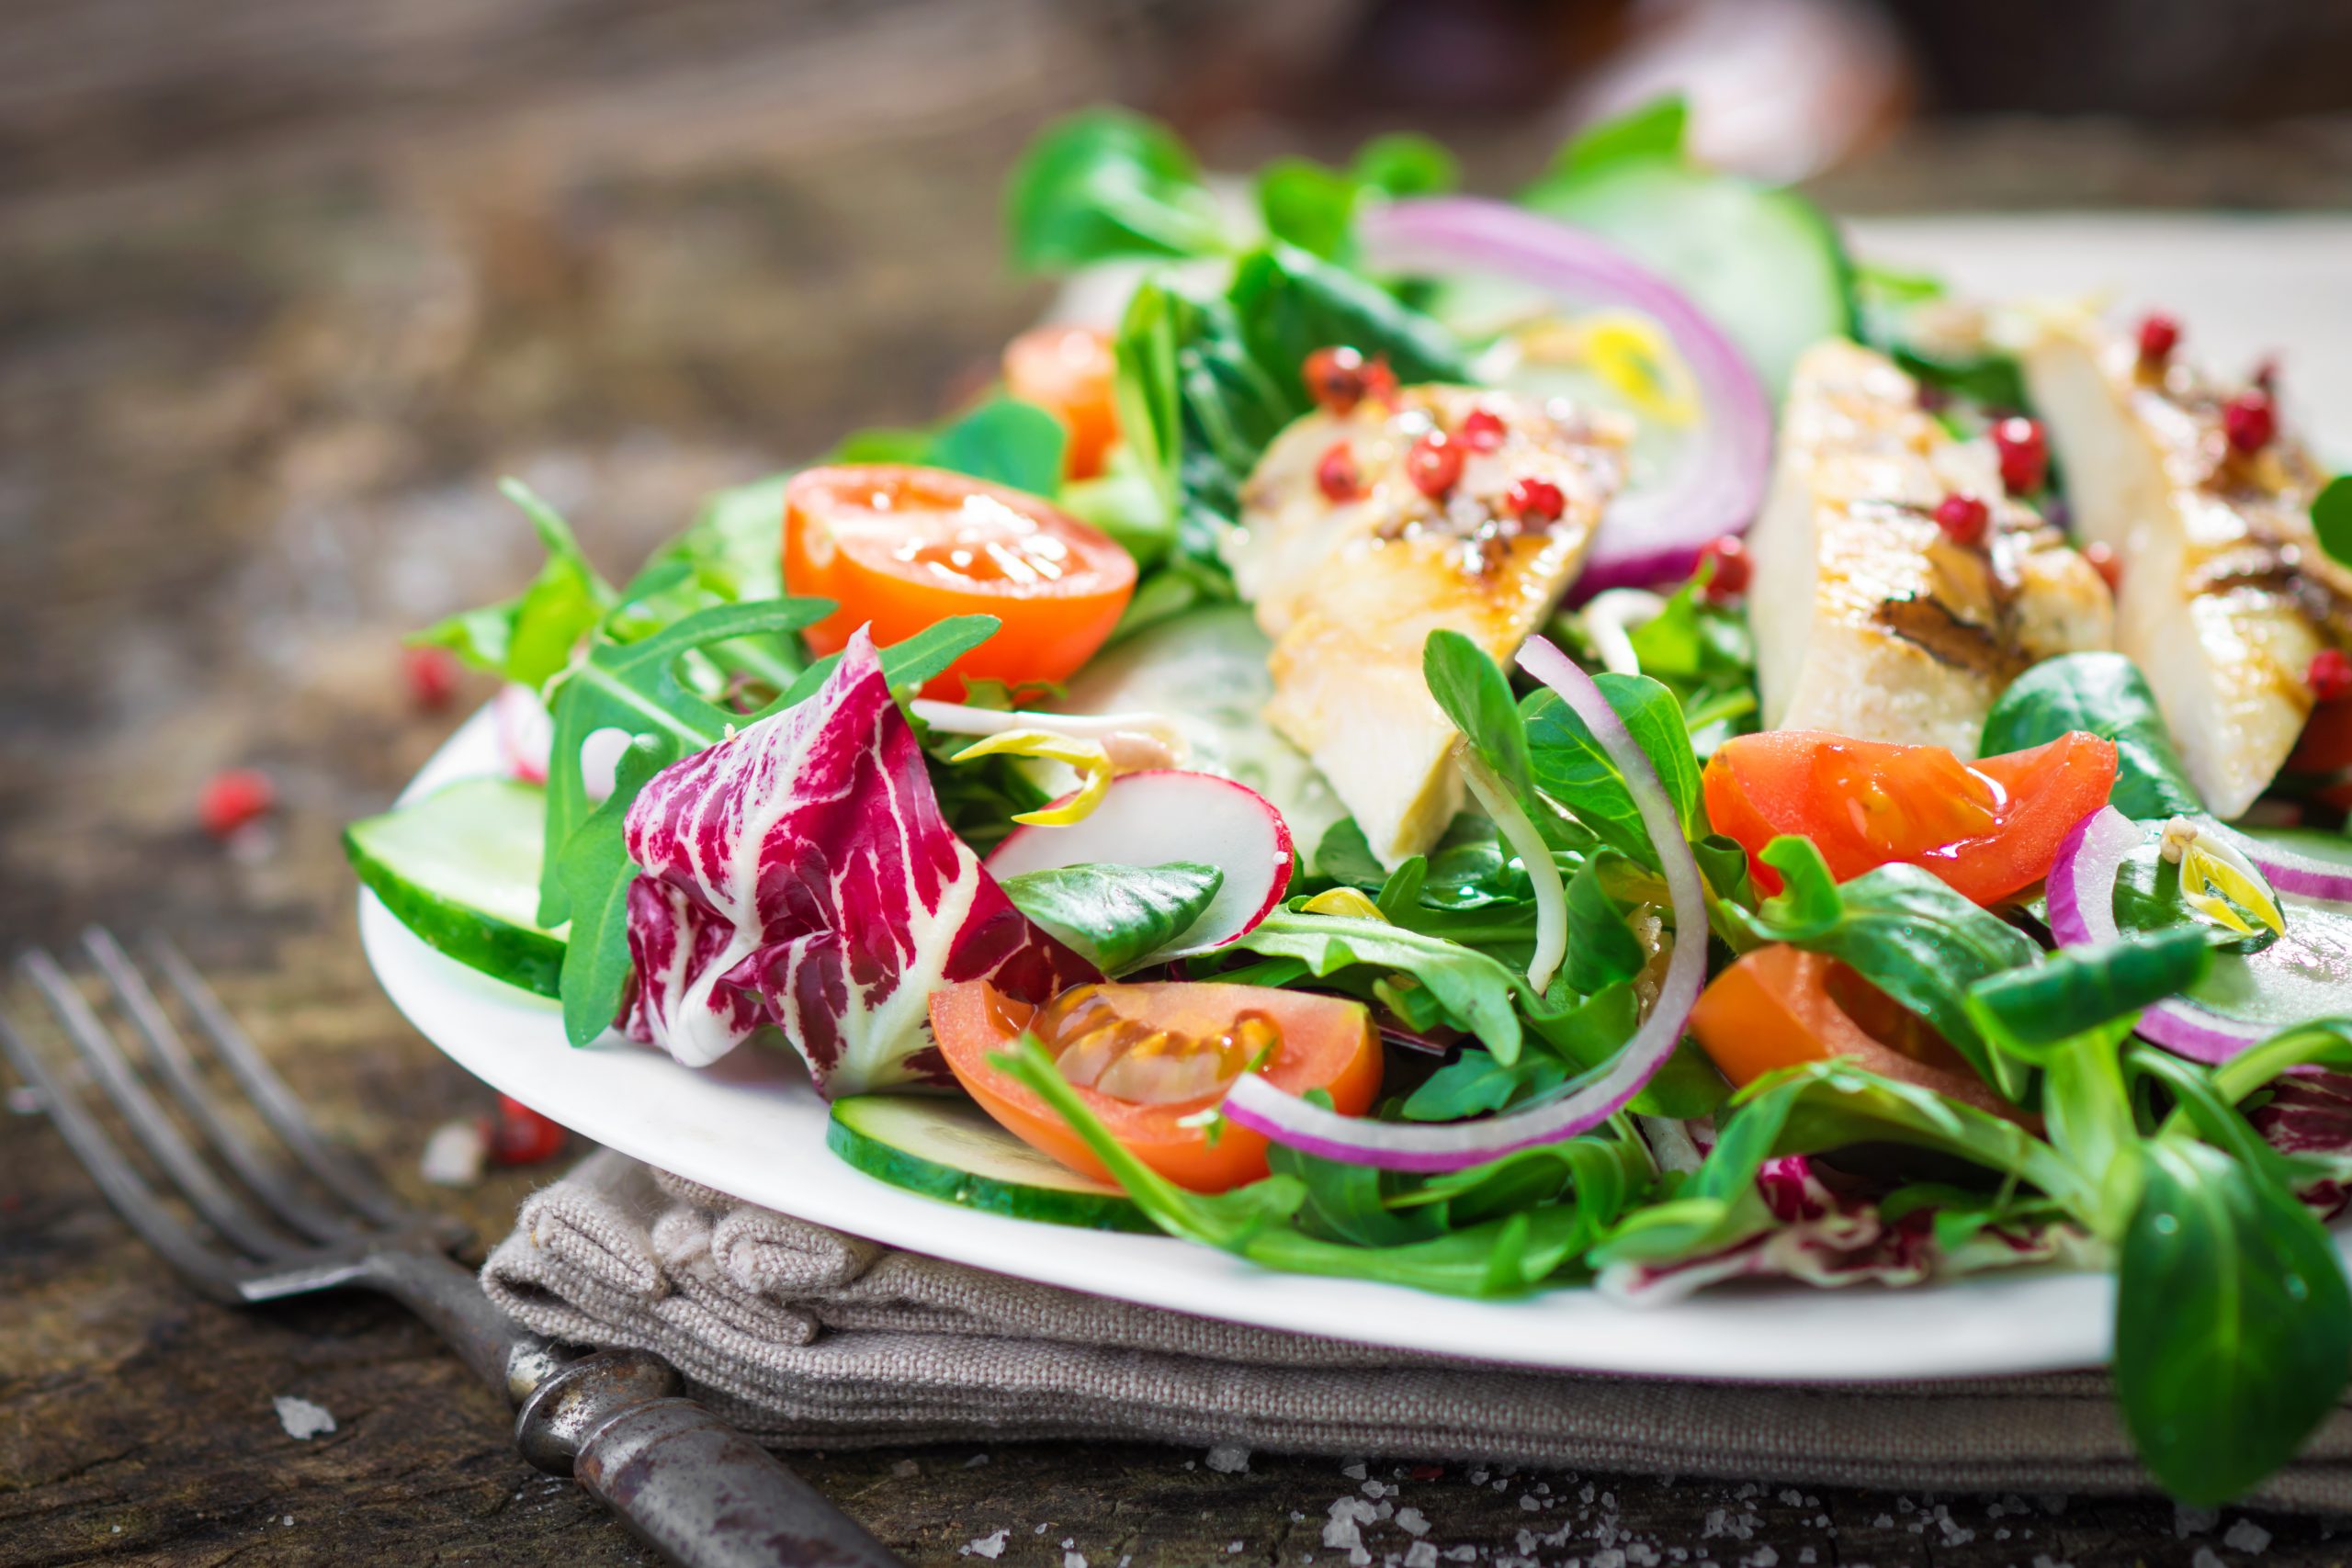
(1702, 728, 2117, 905)
(929, 979, 1381, 1192)
(784, 465, 1136, 700)
(1003, 325, 1119, 481)
(1690, 945, 2015, 1117)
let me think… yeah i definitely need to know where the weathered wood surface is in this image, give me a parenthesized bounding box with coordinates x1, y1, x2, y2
(8, 3, 2352, 1562)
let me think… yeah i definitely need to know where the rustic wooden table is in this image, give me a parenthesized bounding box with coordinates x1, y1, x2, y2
(9, 3, 2352, 1562)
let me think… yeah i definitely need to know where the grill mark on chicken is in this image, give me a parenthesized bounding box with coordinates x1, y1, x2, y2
(1875, 592, 2035, 682)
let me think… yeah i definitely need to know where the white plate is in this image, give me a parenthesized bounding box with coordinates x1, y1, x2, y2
(367, 704, 2115, 1382)
(362, 216, 2352, 1382)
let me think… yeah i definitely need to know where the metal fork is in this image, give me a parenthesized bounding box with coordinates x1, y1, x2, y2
(0, 929, 902, 1568)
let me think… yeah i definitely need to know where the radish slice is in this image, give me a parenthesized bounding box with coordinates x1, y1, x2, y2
(1219, 637, 1706, 1173)
(2049, 806, 2352, 1064)
(496, 684, 553, 784)
(984, 770, 1293, 963)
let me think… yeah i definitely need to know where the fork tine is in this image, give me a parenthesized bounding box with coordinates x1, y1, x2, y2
(19, 950, 299, 1261)
(143, 934, 413, 1229)
(82, 930, 360, 1246)
(0, 1008, 252, 1297)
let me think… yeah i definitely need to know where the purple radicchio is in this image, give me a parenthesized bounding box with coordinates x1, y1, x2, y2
(620, 626, 1096, 1096)
(2249, 1069, 2352, 1221)
(1598, 1156, 2097, 1302)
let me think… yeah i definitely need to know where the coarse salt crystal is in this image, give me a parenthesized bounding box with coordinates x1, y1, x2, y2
(272, 1396, 335, 1440)
(2225, 1519, 2274, 1554)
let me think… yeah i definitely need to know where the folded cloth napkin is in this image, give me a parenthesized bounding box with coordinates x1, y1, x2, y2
(483, 1150, 2352, 1510)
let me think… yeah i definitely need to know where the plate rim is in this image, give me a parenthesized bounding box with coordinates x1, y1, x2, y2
(358, 702, 2167, 1383)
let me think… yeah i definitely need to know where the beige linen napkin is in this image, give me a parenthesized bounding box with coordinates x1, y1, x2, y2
(482, 1150, 2352, 1510)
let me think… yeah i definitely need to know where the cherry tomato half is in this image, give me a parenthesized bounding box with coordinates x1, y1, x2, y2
(1003, 325, 1120, 481)
(1690, 945, 2016, 1117)
(929, 979, 1381, 1193)
(1702, 728, 2117, 906)
(785, 465, 1136, 700)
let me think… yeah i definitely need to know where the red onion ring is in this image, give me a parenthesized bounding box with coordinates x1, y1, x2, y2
(1356, 197, 1774, 598)
(2047, 806, 2300, 1064)
(1218, 636, 1705, 1171)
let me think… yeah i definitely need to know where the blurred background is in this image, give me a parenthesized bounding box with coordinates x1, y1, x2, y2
(8, 0, 2352, 980)
(6, 4, 2352, 1556)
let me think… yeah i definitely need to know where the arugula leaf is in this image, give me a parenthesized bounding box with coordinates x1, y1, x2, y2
(772, 613, 1001, 711)
(1980, 653, 2202, 821)
(1724, 838, 2041, 1091)
(412, 479, 617, 689)
(996, 861, 1223, 976)
(1423, 629, 1532, 796)
(537, 599, 838, 925)
(2113, 1138, 2352, 1506)
(1005, 107, 1230, 272)
(2312, 474, 2352, 571)
(925, 398, 1069, 497)
(556, 735, 679, 1046)
(1521, 673, 1702, 864)
(1216, 908, 1526, 1061)
(994, 1036, 1642, 1297)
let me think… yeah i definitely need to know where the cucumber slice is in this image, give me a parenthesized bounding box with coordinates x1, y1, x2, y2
(1521, 158, 1855, 395)
(827, 1095, 1149, 1232)
(1043, 604, 1344, 851)
(345, 777, 566, 998)
(2114, 828, 2352, 1041)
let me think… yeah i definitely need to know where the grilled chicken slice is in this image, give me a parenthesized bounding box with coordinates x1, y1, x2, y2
(1749, 340, 2112, 756)
(2024, 314, 2349, 818)
(1230, 386, 1624, 867)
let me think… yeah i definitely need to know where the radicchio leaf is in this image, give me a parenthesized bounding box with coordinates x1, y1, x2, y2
(1597, 1155, 2097, 1301)
(621, 626, 1096, 1094)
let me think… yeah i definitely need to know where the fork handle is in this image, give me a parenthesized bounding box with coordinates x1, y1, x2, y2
(517, 1349, 902, 1568)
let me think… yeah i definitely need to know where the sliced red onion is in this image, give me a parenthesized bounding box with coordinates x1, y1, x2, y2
(2204, 821, 2352, 904)
(1357, 197, 1773, 597)
(2047, 806, 2278, 1064)
(1219, 636, 1705, 1172)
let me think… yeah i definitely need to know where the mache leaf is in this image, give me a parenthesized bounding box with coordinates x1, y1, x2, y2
(1219, 908, 1526, 1062)
(1005, 107, 1231, 272)
(1521, 673, 1702, 864)
(2114, 1138, 2352, 1506)
(411, 479, 616, 689)
(997, 861, 1224, 976)
(1724, 837, 2041, 1092)
(1980, 653, 2202, 821)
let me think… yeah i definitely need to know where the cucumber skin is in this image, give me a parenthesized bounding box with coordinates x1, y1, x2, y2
(345, 827, 565, 999)
(825, 1111, 1153, 1234)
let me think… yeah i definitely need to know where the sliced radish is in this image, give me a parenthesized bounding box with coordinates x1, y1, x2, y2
(984, 770, 1293, 963)
(493, 685, 624, 803)
(496, 684, 553, 784)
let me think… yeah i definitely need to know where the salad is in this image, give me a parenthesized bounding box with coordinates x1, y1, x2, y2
(347, 99, 2352, 1505)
